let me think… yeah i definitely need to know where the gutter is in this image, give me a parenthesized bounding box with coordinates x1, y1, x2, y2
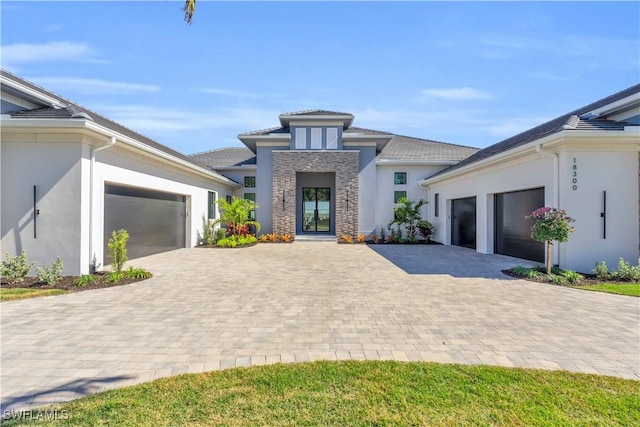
(89, 136, 116, 272)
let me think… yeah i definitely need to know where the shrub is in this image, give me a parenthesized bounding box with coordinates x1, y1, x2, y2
(105, 272, 123, 283)
(562, 270, 584, 284)
(342, 235, 353, 244)
(379, 227, 386, 243)
(417, 220, 434, 241)
(527, 207, 575, 274)
(74, 274, 95, 287)
(36, 257, 64, 286)
(614, 258, 640, 282)
(1, 251, 34, 284)
(524, 269, 542, 279)
(389, 197, 428, 242)
(369, 234, 379, 244)
(123, 267, 152, 280)
(200, 214, 218, 245)
(217, 235, 257, 248)
(548, 273, 568, 285)
(258, 235, 269, 242)
(267, 233, 279, 242)
(511, 265, 530, 277)
(357, 234, 367, 243)
(593, 261, 609, 280)
(107, 229, 129, 273)
(280, 234, 292, 243)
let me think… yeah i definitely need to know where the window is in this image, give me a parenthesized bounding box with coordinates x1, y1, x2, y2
(394, 191, 407, 203)
(434, 193, 439, 217)
(295, 128, 307, 149)
(244, 176, 255, 188)
(244, 193, 256, 221)
(327, 127, 338, 149)
(310, 128, 322, 149)
(208, 191, 216, 220)
(226, 195, 232, 204)
(394, 172, 407, 185)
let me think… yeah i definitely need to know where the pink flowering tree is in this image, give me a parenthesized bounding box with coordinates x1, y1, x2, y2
(527, 207, 575, 274)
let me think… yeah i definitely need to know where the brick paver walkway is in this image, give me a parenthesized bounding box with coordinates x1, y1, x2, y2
(2, 243, 638, 412)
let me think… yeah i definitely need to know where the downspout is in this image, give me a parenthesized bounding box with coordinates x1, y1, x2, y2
(89, 136, 116, 272)
(535, 144, 560, 266)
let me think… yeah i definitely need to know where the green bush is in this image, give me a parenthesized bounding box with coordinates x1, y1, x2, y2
(512, 265, 530, 276)
(123, 267, 152, 280)
(105, 272, 123, 283)
(548, 273, 568, 285)
(74, 274, 95, 287)
(614, 258, 640, 282)
(216, 235, 257, 248)
(200, 214, 218, 245)
(107, 229, 129, 273)
(36, 256, 64, 286)
(1, 251, 34, 284)
(524, 269, 542, 279)
(593, 261, 610, 280)
(562, 270, 584, 284)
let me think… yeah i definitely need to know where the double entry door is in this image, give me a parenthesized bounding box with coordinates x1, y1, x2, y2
(302, 187, 330, 232)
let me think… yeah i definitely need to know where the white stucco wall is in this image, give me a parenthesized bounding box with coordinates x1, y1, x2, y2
(375, 164, 443, 237)
(425, 142, 639, 273)
(1, 135, 84, 275)
(92, 144, 236, 271)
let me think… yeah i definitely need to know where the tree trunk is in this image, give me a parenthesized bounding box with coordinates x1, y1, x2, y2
(546, 240, 553, 275)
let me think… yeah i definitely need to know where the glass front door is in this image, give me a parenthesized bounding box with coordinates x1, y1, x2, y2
(303, 188, 330, 232)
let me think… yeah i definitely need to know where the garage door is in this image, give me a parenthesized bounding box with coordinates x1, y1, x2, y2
(495, 188, 544, 262)
(451, 196, 476, 249)
(104, 184, 186, 261)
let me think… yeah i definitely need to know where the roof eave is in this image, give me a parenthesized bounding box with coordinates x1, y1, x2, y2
(237, 134, 291, 153)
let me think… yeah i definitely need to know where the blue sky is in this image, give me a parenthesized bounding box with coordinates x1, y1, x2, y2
(2, 1, 639, 155)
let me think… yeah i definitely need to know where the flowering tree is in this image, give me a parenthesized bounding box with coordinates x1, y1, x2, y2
(527, 207, 575, 274)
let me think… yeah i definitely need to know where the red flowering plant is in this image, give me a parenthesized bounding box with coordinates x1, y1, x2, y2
(526, 207, 575, 274)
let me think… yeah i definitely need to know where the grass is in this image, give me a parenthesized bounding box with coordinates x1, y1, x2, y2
(5, 361, 639, 426)
(572, 282, 640, 297)
(0, 287, 67, 301)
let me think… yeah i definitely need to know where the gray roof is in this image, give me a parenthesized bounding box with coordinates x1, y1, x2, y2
(238, 126, 288, 136)
(346, 127, 478, 162)
(434, 84, 640, 177)
(1, 69, 213, 172)
(281, 109, 353, 116)
(189, 147, 256, 168)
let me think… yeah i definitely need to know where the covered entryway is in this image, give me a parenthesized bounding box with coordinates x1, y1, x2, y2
(451, 196, 476, 249)
(494, 188, 545, 262)
(302, 188, 331, 232)
(104, 184, 186, 261)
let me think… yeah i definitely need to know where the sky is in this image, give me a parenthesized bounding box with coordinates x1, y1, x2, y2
(1, 1, 639, 155)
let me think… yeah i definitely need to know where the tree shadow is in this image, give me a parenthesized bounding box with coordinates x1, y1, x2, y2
(1, 375, 135, 414)
(366, 244, 536, 278)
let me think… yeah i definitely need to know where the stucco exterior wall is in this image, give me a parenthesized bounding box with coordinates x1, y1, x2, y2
(93, 145, 235, 270)
(1, 135, 84, 275)
(375, 165, 442, 236)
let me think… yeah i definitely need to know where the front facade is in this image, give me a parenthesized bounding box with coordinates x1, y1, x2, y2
(1, 70, 240, 275)
(190, 111, 477, 239)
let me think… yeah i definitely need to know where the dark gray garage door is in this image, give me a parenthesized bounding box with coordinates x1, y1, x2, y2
(495, 188, 544, 262)
(451, 196, 476, 249)
(104, 184, 186, 261)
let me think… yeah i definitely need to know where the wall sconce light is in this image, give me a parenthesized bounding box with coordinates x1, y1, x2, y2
(345, 190, 349, 211)
(282, 189, 286, 212)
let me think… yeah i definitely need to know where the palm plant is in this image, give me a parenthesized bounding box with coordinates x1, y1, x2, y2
(388, 197, 428, 242)
(214, 196, 261, 237)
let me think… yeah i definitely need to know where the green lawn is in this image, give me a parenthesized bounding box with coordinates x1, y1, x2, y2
(572, 283, 640, 297)
(5, 361, 639, 426)
(0, 288, 67, 301)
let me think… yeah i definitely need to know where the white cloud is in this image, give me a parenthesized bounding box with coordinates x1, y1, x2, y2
(1, 41, 99, 65)
(200, 88, 264, 99)
(420, 87, 492, 101)
(29, 77, 161, 95)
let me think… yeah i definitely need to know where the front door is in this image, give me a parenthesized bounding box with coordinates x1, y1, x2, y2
(303, 188, 330, 232)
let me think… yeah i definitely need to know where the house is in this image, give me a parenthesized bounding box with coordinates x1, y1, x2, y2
(188, 111, 477, 238)
(1, 69, 240, 276)
(2, 68, 638, 276)
(420, 85, 640, 273)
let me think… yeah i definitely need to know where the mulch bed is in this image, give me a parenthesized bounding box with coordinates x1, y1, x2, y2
(501, 269, 632, 286)
(1, 273, 149, 293)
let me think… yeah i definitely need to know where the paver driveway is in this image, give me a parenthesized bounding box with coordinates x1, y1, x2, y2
(2, 243, 639, 412)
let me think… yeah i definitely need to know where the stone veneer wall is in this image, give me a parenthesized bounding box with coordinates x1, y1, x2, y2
(272, 151, 359, 237)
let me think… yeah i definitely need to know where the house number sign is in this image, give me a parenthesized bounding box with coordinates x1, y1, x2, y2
(571, 157, 578, 190)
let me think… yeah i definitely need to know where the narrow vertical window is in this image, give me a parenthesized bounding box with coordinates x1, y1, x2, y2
(244, 193, 256, 221)
(434, 193, 439, 217)
(394, 172, 407, 185)
(208, 191, 216, 220)
(295, 128, 307, 149)
(326, 127, 338, 149)
(310, 128, 322, 149)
